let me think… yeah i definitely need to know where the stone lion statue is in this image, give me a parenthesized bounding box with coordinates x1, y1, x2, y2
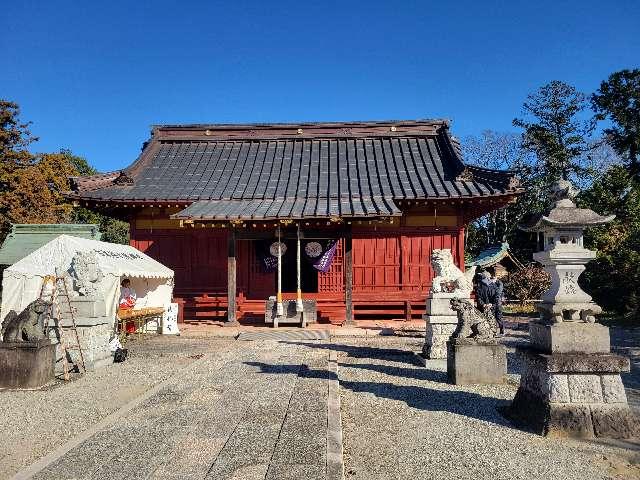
(449, 297, 499, 340)
(1, 299, 51, 342)
(70, 250, 103, 297)
(430, 249, 474, 294)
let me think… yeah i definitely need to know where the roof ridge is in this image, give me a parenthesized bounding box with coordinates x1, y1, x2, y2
(151, 119, 449, 129)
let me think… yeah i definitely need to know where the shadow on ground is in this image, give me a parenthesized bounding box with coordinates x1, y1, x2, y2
(339, 375, 513, 428)
(281, 341, 424, 366)
(244, 361, 336, 380)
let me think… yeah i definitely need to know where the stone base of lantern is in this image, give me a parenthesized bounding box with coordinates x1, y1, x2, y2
(536, 300, 602, 324)
(529, 321, 610, 354)
(509, 350, 638, 439)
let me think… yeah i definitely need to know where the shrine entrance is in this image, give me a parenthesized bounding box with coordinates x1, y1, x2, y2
(280, 239, 319, 293)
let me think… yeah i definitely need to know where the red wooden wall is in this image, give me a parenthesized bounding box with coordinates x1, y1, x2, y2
(130, 223, 464, 321)
(131, 227, 464, 296)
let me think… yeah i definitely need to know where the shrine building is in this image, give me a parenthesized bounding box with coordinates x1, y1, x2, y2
(68, 120, 522, 325)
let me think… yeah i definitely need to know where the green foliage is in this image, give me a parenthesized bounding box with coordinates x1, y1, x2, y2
(72, 205, 129, 244)
(579, 165, 640, 321)
(513, 80, 595, 182)
(0, 100, 37, 168)
(503, 264, 551, 304)
(0, 100, 129, 245)
(465, 81, 623, 266)
(592, 69, 640, 177)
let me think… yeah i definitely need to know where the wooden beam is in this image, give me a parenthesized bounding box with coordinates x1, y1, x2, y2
(344, 225, 355, 326)
(226, 228, 238, 325)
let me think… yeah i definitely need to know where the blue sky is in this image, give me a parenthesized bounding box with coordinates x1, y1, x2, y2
(2, 0, 638, 172)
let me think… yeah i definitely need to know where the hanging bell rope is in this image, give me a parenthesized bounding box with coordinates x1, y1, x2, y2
(296, 223, 303, 313)
(276, 225, 283, 317)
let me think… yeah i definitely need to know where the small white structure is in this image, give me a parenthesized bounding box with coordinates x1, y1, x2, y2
(1, 235, 174, 368)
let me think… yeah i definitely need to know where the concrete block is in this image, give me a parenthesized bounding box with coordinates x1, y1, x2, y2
(529, 321, 610, 354)
(265, 299, 317, 326)
(591, 404, 639, 438)
(422, 323, 457, 359)
(446, 340, 506, 385)
(0, 340, 55, 389)
(547, 374, 570, 403)
(426, 294, 460, 316)
(526, 351, 629, 374)
(510, 350, 638, 439)
(547, 404, 594, 438)
(568, 374, 603, 403)
(424, 315, 458, 325)
(58, 296, 107, 320)
(601, 375, 627, 404)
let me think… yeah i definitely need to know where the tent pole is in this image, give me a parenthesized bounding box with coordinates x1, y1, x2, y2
(276, 226, 283, 317)
(296, 223, 303, 313)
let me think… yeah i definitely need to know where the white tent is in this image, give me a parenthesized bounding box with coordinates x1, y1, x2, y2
(1, 235, 174, 326)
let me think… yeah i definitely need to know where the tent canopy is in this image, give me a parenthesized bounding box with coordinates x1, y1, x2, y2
(1, 235, 173, 326)
(5, 235, 173, 280)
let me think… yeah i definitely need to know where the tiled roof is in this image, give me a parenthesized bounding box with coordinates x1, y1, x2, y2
(466, 242, 523, 269)
(171, 196, 402, 220)
(69, 120, 522, 220)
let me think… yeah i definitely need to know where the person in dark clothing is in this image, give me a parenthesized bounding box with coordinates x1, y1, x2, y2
(487, 267, 505, 335)
(472, 267, 485, 291)
(474, 271, 497, 314)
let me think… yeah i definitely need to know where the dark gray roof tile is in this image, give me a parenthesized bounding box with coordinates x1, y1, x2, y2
(70, 120, 521, 218)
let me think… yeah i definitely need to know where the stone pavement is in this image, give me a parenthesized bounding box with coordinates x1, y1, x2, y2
(334, 336, 640, 480)
(24, 340, 333, 480)
(6, 326, 640, 480)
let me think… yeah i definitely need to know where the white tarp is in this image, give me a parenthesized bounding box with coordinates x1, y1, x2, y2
(1, 234, 174, 326)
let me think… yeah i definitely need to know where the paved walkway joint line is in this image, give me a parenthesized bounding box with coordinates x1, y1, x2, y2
(327, 351, 345, 480)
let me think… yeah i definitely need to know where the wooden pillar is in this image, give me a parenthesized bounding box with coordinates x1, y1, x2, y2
(226, 228, 238, 325)
(344, 225, 354, 326)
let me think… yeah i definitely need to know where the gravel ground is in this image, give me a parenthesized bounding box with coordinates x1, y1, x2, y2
(4, 336, 332, 480)
(2, 326, 638, 480)
(0, 336, 233, 480)
(335, 334, 640, 480)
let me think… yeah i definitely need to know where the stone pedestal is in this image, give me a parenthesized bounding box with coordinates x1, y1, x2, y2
(510, 350, 637, 438)
(529, 321, 610, 353)
(446, 339, 506, 385)
(265, 299, 317, 327)
(0, 340, 56, 389)
(50, 296, 113, 371)
(422, 293, 466, 359)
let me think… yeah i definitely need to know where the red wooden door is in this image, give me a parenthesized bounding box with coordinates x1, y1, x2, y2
(400, 230, 462, 292)
(353, 236, 401, 292)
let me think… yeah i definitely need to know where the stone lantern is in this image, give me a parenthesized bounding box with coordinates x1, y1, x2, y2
(510, 180, 638, 438)
(524, 180, 614, 326)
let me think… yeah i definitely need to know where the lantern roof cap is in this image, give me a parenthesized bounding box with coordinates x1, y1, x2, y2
(519, 180, 615, 232)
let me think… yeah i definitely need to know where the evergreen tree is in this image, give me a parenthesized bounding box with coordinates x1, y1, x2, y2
(592, 69, 640, 178)
(579, 165, 640, 322)
(513, 80, 595, 182)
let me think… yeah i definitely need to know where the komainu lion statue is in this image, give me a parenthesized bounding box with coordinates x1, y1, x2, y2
(1, 299, 51, 342)
(449, 297, 499, 340)
(70, 250, 103, 297)
(430, 249, 475, 294)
